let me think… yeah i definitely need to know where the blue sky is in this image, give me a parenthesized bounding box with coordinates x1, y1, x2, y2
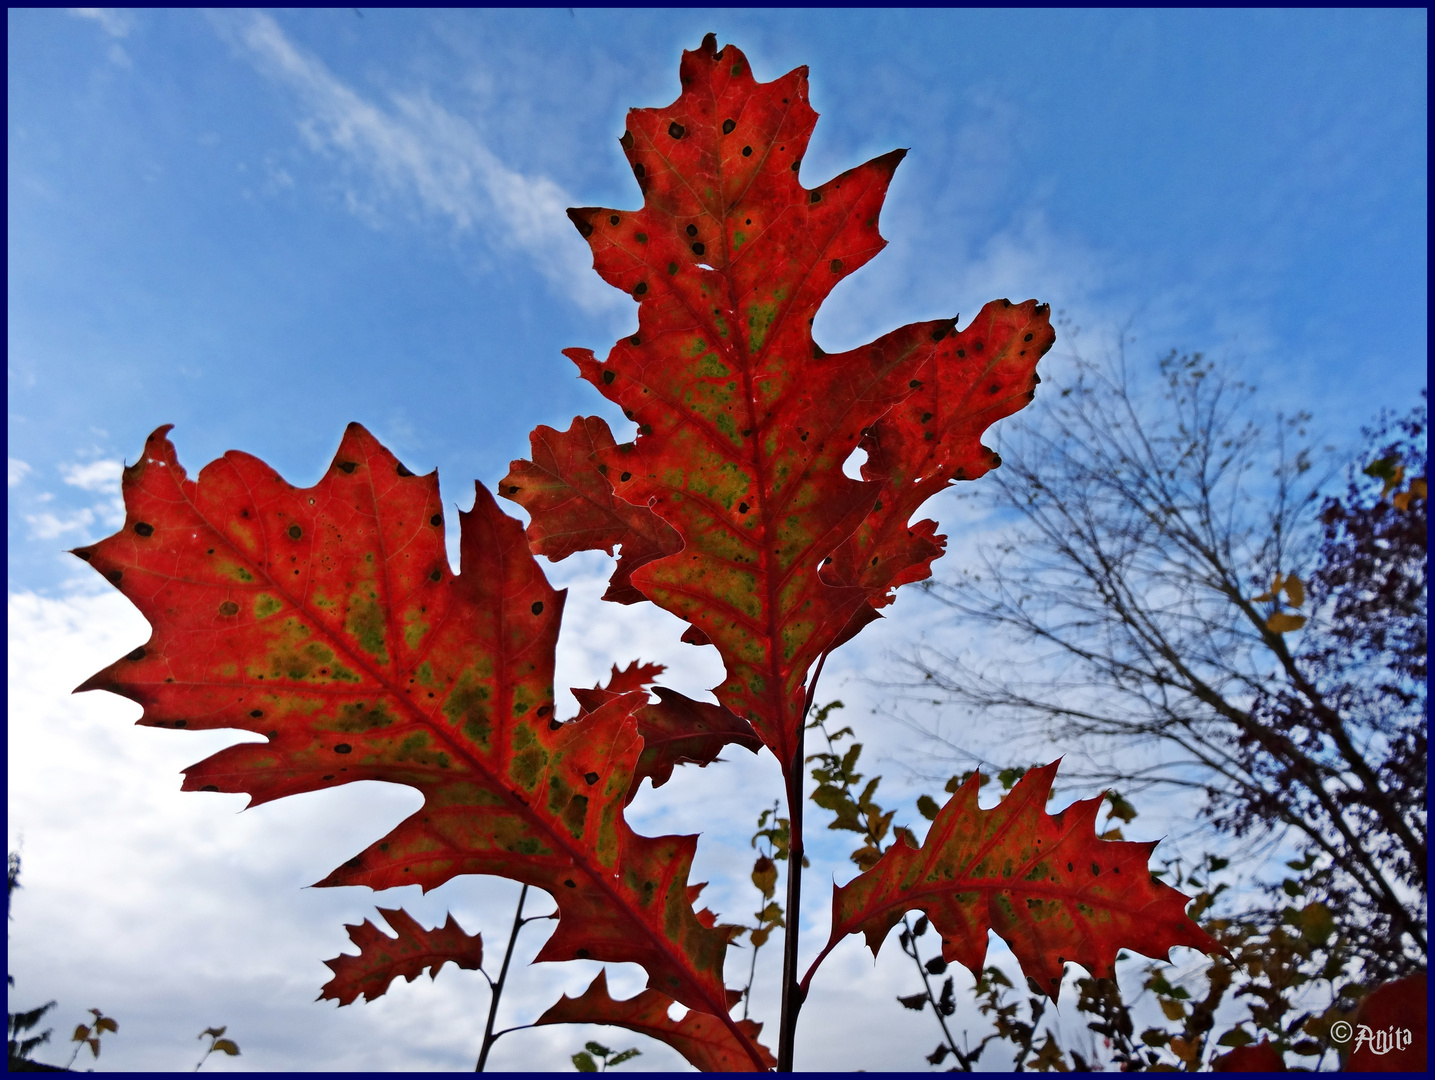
(7, 8, 1426, 1073)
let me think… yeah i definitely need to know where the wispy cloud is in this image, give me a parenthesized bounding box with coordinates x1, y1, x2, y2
(9, 458, 32, 487)
(219, 11, 622, 317)
(24, 507, 95, 540)
(67, 8, 133, 38)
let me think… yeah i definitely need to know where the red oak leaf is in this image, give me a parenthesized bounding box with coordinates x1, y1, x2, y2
(573, 684, 762, 802)
(536, 970, 776, 1073)
(73, 425, 759, 1046)
(559, 35, 1045, 772)
(319, 907, 483, 1006)
(597, 659, 666, 695)
(500, 416, 680, 605)
(809, 760, 1222, 1001)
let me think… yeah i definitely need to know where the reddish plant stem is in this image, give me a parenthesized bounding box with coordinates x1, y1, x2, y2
(777, 651, 829, 1071)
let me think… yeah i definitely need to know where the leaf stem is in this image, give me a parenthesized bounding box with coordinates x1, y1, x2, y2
(476, 882, 528, 1071)
(777, 651, 828, 1071)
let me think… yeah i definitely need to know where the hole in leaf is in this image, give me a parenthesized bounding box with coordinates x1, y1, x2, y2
(841, 446, 868, 481)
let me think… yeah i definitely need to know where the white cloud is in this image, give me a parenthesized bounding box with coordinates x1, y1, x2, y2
(220, 11, 623, 317)
(24, 507, 95, 540)
(67, 7, 133, 38)
(61, 458, 124, 492)
(9, 457, 32, 486)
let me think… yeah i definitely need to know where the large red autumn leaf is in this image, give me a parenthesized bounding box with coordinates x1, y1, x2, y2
(319, 907, 484, 1006)
(536, 970, 776, 1072)
(72, 425, 760, 1049)
(804, 761, 1221, 1001)
(560, 35, 1045, 772)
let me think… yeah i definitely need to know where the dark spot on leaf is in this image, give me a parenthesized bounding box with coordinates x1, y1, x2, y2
(633, 163, 645, 178)
(921, 412, 933, 423)
(684, 224, 700, 239)
(1091, 862, 1100, 875)
(810, 190, 821, 203)
(722, 118, 735, 135)
(565, 879, 577, 888)
(126, 646, 145, 661)
(630, 335, 642, 346)
(346, 857, 361, 868)
(956, 349, 966, 358)
(691, 242, 705, 255)
(609, 214, 620, 226)
(431, 513, 444, 527)
(1068, 862, 1074, 871)
(549, 718, 562, 730)
(989, 383, 1002, 395)
(620, 472, 631, 482)
(601, 370, 616, 385)
(531, 601, 544, 615)
(108, 570, 124, 585)
(429, 568, 441, 582)
(576, 948, 590, 958)
(396, 464, 413, 477)
(667, 262, 679, 275)
(250, 710, 263, 718)
(288, 524, 302, 539)
(322, 775, 334, 781)
(909, 379, 922, 389)
(668, 121, 685, 139)
(201, 785, 219, 792)
(584, 771, 599, 785)
(575, 219, 594, 238)
(219, 601, 240, 616)
(742, 145, 752, 157)
(1024, 332, 1035, 342)
(931, 326, 949, 342)
(620, 130, 634, 150)
(537, 705, 551, 717)
(133, 522, 154, 537)
(75, 549, 93, 561)
(335, 744, 352, 754)
(338, 461, 357, 473)
(974, 341, 984, 352)
(738, 502, 749, 514)
(634, 282, 648, 296)
(173, 720, 187, 728)
(830, 259, 842, 273)
(791, 159, 801, 171)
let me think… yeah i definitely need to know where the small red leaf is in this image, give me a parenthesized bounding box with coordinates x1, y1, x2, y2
(319, 907, 483, 1006)
(597, 660, 666, 696)
(501, 416, 680, 605)
(536, 970, 775, 1073)
(572, 685, 762, 802)
(821, 761, 1221, 1000)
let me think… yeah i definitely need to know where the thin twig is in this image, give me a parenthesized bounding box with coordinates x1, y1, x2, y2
(476, 882, 529, 1071)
